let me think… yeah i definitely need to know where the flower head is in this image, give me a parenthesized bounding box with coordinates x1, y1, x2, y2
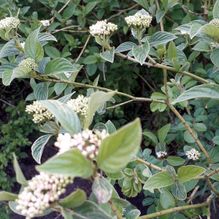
(209, 18, 219, 27)
(19, 58, 38, 73)
(67, 95, 89, 118)
(16, 172, 73, 219)
(156, 151, 167, 159)
(40, 20, 50, 27)
(89, 20, 118, 37)
(54, 129, 108, 159)
(125, 10, 152, 29)
(185, 148, 201, 160)
(0, 17, 20, 30)
(26, 101, 54, 124)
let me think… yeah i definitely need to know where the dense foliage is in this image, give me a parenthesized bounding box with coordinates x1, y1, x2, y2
(1, 0, 219, 218)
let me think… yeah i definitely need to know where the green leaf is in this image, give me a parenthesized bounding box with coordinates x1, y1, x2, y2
(193, 123, 207, 132)
(213, 136, 219, 145)
(59, 189, 87, 209)
(84, 91, 115, 128)
(150, 31, 177, 47)
(211, 48, 219, 67)
(143, 171, 174, 191)
(85, 2, 98, 14)
(143, 131, 158, 145)
(160, 189, 175, 209)
(61, 209, 73, 219)
(167, 41, 177, 60)
(115, 42, 136, 53)
(100, 48, 115, 63)
(213, 0, 219, 18)
(92, 177, 113, 204)
(126, 209, 141, 219)
(177, 165, 206, 183)
(201, 24, 219, 42)
(31, 134, 52, 164)
(45, 58, 76, 75)
(72, 201, 112, 219)
(0, 192, 17, 201)
(97, 119, 142, 173)
(105, 120, 116, 134)
(39, 100, 81, 135)
(34, 82, 48, 100)
(37, 149, 94, 178)
(184, 130, 197, 144)
(25, 27, 44, 61)
(172, 84, 219, 104)
(133, 0, 149, 9)
(0, 40, 19, 58)
(157, 123, 171, 143)
(132, 40, 150, 65)
(167, 156, 185, 166)
(13, 154, 27, 185)
(171, 181, 187, 201)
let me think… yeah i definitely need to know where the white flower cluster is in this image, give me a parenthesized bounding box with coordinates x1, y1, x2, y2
(185, 148, 201, 160)
(40, 20, 50, 27)
(156, 151, 167, 159)
(209, 18, 219, 27)
(55, 129, 108, 159)
(89, 20, 118, 37)
(16, 172, 73, 219)
(18, 58, 38, 73)
(125, 12, 152, 29)
(67, 95, 89, 117)
(26, 101, 54, 124)
(0, 17, 20, 30)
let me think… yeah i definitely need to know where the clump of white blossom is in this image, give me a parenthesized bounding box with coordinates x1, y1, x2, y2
(185, 148, 201, 160)
(26, 101, 54, 124)
(125, 10, 152, 29)
(18, 58, 38, 73)
(156, 151, 167, 159)
(67, 95, 89, 118)
(89, 20, 118, 37)
(40, 20, 50, 27)
(54, 129, 108, 159)
(0, 17, 20, 30)
(20, 42, 25, 50)
(16, 172, 73, 219)
(209, 18, 219, 27)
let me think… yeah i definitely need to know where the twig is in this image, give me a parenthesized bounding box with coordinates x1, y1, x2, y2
(207, 168, 219, 178)
(205, 176, 219, 196)
(107, 100, 134, 109)
(134, 71, 155, 91)
(116, 53, 209, 84)
(108, 4, 138, 20)
(168, 105, 211, 163)
(33, 74, 162, 103)
(139, 198, 211, 219)
(187, 186, 199, 203)
(50, 0, 71, 23)
(136, 158, 163, 171)
(75, 35, 91, 63)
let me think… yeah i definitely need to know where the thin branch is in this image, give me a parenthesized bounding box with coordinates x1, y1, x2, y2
(187, 186, 199, 204)
(116, 53, 209, 84)
(33, 74, 161, 103)
(75, 35, 91, 63)
(168, 105, 211, 163)
(135, 158, 163, 171)
(107, 100, 134, 109)
(205, 176, 219, 196)
(139, 199, 211, 219)
(207, 168, 219, 178)
(108, 4, 138, 20)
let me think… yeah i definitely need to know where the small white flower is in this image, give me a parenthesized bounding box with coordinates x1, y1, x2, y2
(209, 18, 219, 27)
(54, 129, 108, 159)
(125, 10, 152, 29)
(67, 95, 89, 118)
(0, 17, 20, 30)
(89, 20, 118, 37)
(156, 151, 167, 159)
(20, 42, 25, 49)
(16, 172, 73, 219)
(18, 58, 37, 73)
(185, 148, 201, 160)
(40, 20, 50, 27)
(26, 101, 54, 124)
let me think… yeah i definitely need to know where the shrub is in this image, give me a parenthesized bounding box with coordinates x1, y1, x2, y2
(1, 0, 219, 218)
